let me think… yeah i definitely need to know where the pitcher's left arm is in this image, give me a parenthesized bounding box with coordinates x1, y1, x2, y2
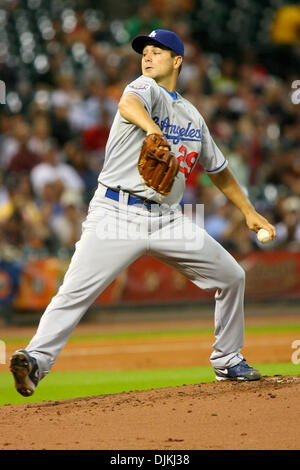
(208, 167, 276, 240)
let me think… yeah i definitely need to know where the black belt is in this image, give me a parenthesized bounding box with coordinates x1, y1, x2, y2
(105, 187, 159, 211)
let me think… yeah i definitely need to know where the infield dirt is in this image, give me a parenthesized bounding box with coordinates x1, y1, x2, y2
(0, 376, 300, 450)
(1, 310, 300, 450)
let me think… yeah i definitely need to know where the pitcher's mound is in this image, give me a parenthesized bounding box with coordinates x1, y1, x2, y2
(1, 375, 300, 450)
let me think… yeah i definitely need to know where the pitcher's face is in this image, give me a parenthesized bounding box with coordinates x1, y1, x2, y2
(141, 44, 177, 81)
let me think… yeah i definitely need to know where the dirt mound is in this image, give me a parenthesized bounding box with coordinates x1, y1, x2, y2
(1, 375, 300, 450)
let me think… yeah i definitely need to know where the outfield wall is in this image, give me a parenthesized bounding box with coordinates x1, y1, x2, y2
(0, 251, 299, 317)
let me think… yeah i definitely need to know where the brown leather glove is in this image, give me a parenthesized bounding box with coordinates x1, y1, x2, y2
(138, 134, 179, 196)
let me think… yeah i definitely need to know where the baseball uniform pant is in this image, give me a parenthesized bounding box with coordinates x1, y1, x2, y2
(26, 184, 245, 381)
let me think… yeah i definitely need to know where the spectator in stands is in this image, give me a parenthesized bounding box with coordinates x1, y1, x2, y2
(150, 0, 194, 27)
(3, 210, 24, 248)
(204, 193, 231, 242)
(103, 54, 127, 102)
(30, 141, 84, 200)
(14, 174, 55, 252)
(37, 180, 64, 222)
(220, 206, 257, 255)
(64, 142, 99, 204)
(265, 145, 300, 195)
(43, 48, 70, 89)
(0, 171, 9, 209)
(0, 113, 23, 170)
(81, 108, 111, 156)
(269, 4, 300, 78)
(226, 139, 251, 190)
(274, 196, 300, 250)
(0, 174, 18, 223)
(49, 190, 85, 251)
(264, 80, 287, 124)
(51, 72, 82, 131)
(125, 1, 163, 39)
(0, 173, 55, 254)
(281, 111, 300, 150)
(84, 79, 118, 128)
(28, 114, 53, 155)
(270, 4, 300, 45)
(63, 9, 94, 52)
(49, 99, 74, 146)
(212, 58, 238, 96)
(7, 121, 41, 174)
(281, 148, 300, 196)
(66, 78, 118, 132)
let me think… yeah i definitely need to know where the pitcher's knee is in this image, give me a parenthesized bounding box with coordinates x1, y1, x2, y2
(222, 262, 245, 289)
(233, 264, 245, 286)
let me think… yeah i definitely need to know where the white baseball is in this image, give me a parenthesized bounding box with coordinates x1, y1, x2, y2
(257, 229, 271, 244)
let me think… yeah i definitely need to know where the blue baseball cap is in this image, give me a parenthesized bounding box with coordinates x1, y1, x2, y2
(132, 29, 184, 58)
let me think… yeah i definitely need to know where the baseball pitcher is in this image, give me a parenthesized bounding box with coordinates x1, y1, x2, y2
(10, 30, 276, 397)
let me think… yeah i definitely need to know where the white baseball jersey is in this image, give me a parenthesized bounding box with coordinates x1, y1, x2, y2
(99, 75, 228, 206)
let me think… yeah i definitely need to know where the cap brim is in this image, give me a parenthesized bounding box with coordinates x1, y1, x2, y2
(132, 35, 167, 54)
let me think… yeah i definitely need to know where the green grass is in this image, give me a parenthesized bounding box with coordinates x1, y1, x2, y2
(0, 362, 299, 406)
(1, 321, 299, 406)
(2, 322, 300, 346)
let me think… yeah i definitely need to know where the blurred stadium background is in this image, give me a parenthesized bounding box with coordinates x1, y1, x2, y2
(0, 0, 300, 324)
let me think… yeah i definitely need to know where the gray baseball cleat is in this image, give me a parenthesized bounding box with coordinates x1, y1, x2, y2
(214, 358, 261, 381)
(10, 349, 39, 397)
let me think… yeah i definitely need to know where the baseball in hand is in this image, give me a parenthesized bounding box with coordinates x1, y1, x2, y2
(257, 229, 272, 244)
